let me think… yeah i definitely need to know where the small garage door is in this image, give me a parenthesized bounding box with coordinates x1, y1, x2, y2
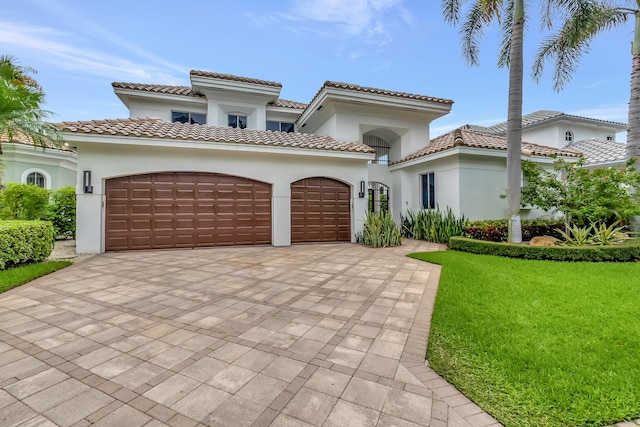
(105, 172, 271, 251)
(291, 177, 351, 243)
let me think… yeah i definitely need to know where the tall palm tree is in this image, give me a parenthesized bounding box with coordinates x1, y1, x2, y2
(0, 55, 61, 152)
(533, 1, 639, 160)
(442, 0, 525, 243)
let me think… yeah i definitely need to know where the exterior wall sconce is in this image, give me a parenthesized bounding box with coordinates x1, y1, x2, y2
(83, 170, 93, 194)
(359, 181, 365, 198)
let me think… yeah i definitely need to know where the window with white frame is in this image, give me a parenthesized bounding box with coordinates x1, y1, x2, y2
(565, 130, 573, 143)
(607, 135, 614, 141)
(266, 120, 294, 133)
(26, 172, 46, 188)
(172, 111, 206, 125)
(228, 114, 247, 129)
(420, 172, 435, 209)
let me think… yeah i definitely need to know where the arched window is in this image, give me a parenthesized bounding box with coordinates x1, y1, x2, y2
(363, 135, 390, 165)
(565, 130, 573, 143)
(27, 172, 46, 188)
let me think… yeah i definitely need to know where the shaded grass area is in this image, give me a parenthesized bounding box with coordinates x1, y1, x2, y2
(410, 251, 640, 427)
(0, 261, 71, 293)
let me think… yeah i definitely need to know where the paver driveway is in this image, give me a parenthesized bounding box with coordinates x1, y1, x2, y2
(0, 241, 500, 426)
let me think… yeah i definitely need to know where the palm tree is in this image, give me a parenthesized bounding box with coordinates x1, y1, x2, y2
(0, 55, 61, 152)
(442, 0, 525, 243)
(533, 1, 639, 160)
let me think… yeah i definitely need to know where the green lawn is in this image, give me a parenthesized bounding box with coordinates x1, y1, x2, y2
(410, 251, 640, 427)
(0, 261, 71, 293)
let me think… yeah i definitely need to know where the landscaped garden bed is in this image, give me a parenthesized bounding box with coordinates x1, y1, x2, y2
(410, 250, 640, 427)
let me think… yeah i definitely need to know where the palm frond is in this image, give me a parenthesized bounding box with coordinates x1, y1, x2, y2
(533, 2, 630, 91)
(442, 0, 464, 24)
(497, 0, 516, 68)
(461, 1, 499, 65)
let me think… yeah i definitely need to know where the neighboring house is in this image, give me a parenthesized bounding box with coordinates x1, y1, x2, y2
(0, 132, 77, 190)
(464, 110, 627, 168)
(61, 71, 582, 253)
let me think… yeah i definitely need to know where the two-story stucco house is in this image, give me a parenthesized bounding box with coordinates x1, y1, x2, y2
(60, 70, 580, 253)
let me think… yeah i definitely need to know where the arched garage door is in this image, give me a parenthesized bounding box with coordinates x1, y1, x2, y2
(105, 172, 271, 251)
(291, 177, 351, 243)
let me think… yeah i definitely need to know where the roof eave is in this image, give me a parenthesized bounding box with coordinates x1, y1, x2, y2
(297, 86, 453, 127)
(190, 75, 282, 100)
(60, 130, 375, 160)
(390, 146, 579, 170)
(112, 87, 206, 106)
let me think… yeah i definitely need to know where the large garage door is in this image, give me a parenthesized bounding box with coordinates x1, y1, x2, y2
(105, 172, 271, 251)
(291, 177, 351, 243)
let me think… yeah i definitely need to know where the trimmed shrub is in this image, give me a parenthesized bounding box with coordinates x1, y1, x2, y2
(0, 183, 50, 220)
(0, 220, 55, 269)
(402, 206, 467, 244)
(464, 219, 565, 242)
(359, 211, 402, 248)
(46, 186, 76, 239)
(449, 236, 640, 262)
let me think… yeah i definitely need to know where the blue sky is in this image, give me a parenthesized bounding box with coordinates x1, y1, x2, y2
(1, 0, 634, 139)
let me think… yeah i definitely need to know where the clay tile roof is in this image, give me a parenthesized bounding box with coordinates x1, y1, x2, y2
(566, 138, 626, 165)
(486, 110, 626, 134)
(321, 81, 454, 105)
(271, 99, 308, 109)
(0, 131, 74, 152)
(189, 70, 282, 87)
(59, 118, 375, 154)
(392, 128, 581, 165)
(111, 82, 203, 98)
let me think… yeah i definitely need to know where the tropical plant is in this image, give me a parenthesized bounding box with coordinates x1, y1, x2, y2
(359, 210, 402, 248)
(591, 221, 628, 245)
(401, 206, 467, 244)
(556, 222, 594, 246)
(521, 157, 640, 225)
(0, 55, 61, 151)
(533, 1, 640, 160)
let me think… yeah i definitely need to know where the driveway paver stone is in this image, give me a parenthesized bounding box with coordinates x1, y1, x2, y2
(0, 240, 502, 426)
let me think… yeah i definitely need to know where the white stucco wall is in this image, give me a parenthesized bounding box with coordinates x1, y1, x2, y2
(392, 155, 461, 217)
(127, 98, 207, 122)
(330, 106, 431, 161)
(523, 121, 621, 148)
(71, 137, 370, 253)
(391, 149, 564, 221)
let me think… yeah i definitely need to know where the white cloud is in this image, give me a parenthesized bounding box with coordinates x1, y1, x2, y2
(248, 0, 411, 41)
(31, 0, 186, 75)
(0, 21, 185, 84)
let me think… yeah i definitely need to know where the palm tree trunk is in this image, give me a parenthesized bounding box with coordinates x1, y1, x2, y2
(507, 0, 524, 243)
(627, 10, 640, 160)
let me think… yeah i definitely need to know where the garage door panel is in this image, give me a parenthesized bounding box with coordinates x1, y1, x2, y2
(105, 172, 272, 251)
(290, 178, 350, 243)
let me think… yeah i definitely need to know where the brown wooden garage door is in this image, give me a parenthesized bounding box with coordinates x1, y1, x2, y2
(291, 177, 351, 243)
(105, 172, 271, 251)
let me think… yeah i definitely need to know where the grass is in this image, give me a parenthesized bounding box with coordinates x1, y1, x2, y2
(0, 261, 71, 293)
(410, 251, 640, 427)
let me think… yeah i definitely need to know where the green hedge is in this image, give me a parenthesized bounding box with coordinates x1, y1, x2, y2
(464, 219, 564, 242)
(449, 236, 640, 262)
(0, 221, 55, 270)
